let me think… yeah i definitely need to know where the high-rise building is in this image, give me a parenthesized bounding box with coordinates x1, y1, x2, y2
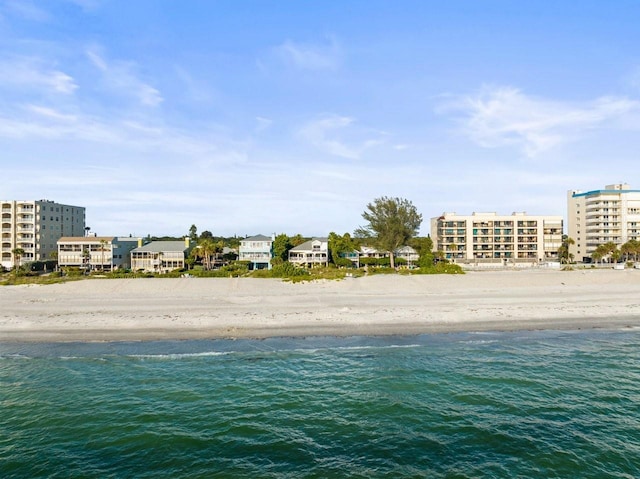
(431, 212, 563, 264)
(1, 199, 86, 269)
(567, 184, 640, 262)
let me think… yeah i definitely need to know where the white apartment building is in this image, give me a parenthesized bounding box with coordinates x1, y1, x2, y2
(57, 236, 141, 271)
(431, 212, 563, 264)
(1, 199, 85, 269)
(567, 183, 640, 262)
(239, 234, 274, 270)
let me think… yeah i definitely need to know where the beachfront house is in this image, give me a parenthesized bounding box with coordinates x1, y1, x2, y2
(57, 236, 141, 271)
(130, 238, 193, 273)
(359, 246, 388, 259)
(239, 234, 274, 270)
(394, 245, 419, 267)
(339, 250, 361, 268)
(288, 237, 329, 268)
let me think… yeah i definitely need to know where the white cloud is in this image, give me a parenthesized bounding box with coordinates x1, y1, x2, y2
(442, 86, 640, 157)
(300, 115, 384, 159)
(275, 37, 343, 70)
(2, 0, 50, 22)
(0, 57, 77, 94)
(26, 104, 77, 122)
(87, 49, 163, 106)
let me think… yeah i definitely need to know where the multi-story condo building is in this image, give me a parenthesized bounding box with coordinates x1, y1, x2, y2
(239, 234, 274, 270)
(1, 199, 85, 269)
(57, 236, 141, 271)
(431, 212, 563, 264)
(567, 183, 640, 262)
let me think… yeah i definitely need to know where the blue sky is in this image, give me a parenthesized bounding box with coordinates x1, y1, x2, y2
(2, 1, 640, 237)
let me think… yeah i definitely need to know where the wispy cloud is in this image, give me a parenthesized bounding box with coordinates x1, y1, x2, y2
(2, 0, 51, 22)
(0, 102, 245, 161)
(274, 36, 343, 71)
(441, 86, 640, 157)
(0, 56, 77, 94)
(300, 115, 384, 159)
(87, 48, 163, 106)
(26, 104, 78, 122)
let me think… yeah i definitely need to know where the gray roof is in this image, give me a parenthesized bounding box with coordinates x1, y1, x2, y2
(132, 241, 189, 253)
(290, 237, 328, 252)
(243, 234, 272, 242)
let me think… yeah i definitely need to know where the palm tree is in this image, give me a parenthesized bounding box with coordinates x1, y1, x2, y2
(603, 241, 619, 264)
(99, 239, 108, 271)
(11, 247, 24, 271)
(591, 249, 603, 264)
(82, 247, 91, 272)
(621, 239, 640, 263)
(558, 236, 575, 264)
(194, 238, 217, 270)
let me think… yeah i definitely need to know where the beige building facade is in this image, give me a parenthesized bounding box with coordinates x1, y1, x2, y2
(1, 199, 85, 269)
(431, 212, 563, 264)
(567, 183, 640, 262)
(57, 236, 141, 271)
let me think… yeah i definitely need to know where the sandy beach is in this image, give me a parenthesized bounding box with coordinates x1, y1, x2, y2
(1, 269, 639, 342)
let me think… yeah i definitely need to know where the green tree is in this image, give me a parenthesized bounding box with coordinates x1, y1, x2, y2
(192, 238, 218, 270)
(354, 196, 422, 269)
(328, 232, 358, 265)
(189, 224, 198, 242)
(592, 242, 617, 264)
(591, 248, 604, 264)
(11, 247, 25, 271)
(603, 241, 619, 263)
(290, 234, 307, 247)
(621, 239, 640, 262)
(411, 236, 435, 267)
(557, 236, 575, 264)
(272, 234, 293, 263)
(99, 239, 108, 271)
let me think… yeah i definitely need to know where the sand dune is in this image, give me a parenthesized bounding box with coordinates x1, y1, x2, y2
(1, 270, 639, 342)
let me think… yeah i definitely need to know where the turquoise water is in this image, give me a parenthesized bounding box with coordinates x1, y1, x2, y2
(1, 330, 639, 478)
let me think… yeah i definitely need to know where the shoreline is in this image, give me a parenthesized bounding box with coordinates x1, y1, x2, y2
(1, 270, 639, 343)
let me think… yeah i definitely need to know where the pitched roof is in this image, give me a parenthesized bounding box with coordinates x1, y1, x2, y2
(290, 237, 328, 252)
(242, 234, 273, 242)
(132, 241, 189, 253)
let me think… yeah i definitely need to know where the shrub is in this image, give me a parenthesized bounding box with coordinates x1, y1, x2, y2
(334, 257, 355, 268)
(270, 262, 309, 278)
(359, 257, 377, 266)
(376, 257, 391, 267)
(62, 267, 84, 277)
(394, 257, 407, 266)
(415, 263, 465, 274)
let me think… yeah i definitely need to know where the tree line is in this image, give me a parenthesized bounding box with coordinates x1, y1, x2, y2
(558, 236, 640, 264)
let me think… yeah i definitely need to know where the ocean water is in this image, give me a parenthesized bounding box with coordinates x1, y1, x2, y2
(1, 329, 639, 478)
